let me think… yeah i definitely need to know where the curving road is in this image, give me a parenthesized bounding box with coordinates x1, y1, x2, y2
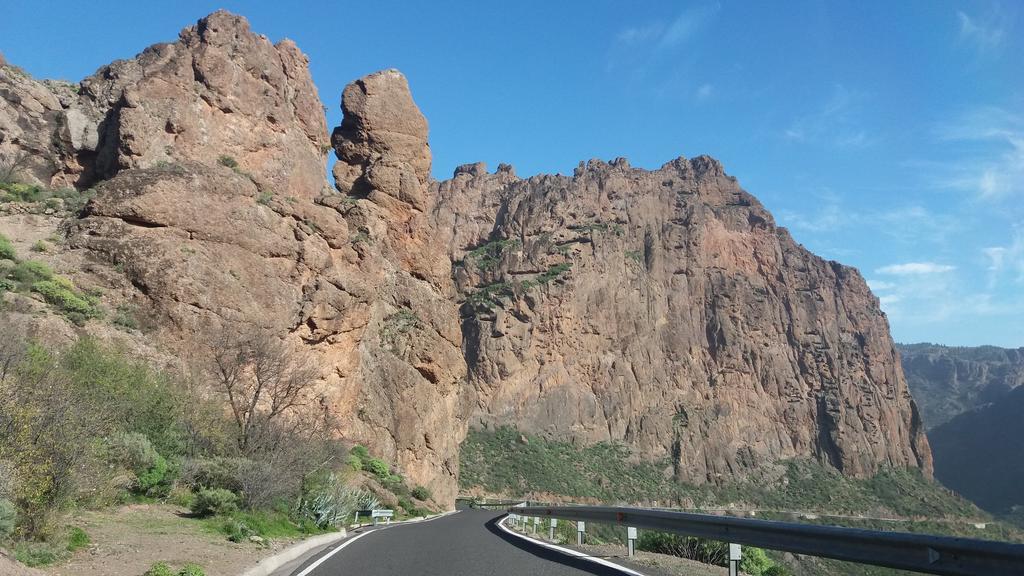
(286, 509, 633, 576)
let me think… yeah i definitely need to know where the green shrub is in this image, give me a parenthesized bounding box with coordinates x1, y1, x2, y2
(0, 233, 15, 260)
(346, 454, 362, 472)
(143, 562, 175, 576)
(740, 546, 777, 576)
(109, 432, 170, 494)
(363, 457, 389, 479)
(190, 488, 238, 517)
(763, 565, 793, 576)
(178, 563, 206, 576)
(411, 485, 431, 501)
(112, 305, 140, 330)
(0, 498, 15, 540)
(14, 542, 59, 567)
(32, 277, 102, 323)
(350, 445, 370, 460)
(180, 457, 245, 493)
(67, 526, 90, 551)
(256, 191, 273, 205)
(30, 240, 47, 253)
(217, 155, 238, 169)
(220, 517, 255, 542)
(11, 259, 53, 283)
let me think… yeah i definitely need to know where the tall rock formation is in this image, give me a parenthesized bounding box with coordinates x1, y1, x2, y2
(1, 9, 932, 501)
(2, 12, 465, 503)
(433, 157, 932, 483)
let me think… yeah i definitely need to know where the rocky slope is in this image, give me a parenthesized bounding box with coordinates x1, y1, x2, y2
(898, 343, 1024, 429)
(929, 383, 1024, 514)
(1, 10, 932, 502)
(434, 158, 931, 484)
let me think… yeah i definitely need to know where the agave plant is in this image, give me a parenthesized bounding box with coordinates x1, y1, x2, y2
(295, 473, 383, 529)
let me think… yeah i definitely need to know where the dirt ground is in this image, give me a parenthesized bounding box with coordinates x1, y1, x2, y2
(37, 504, 296, 576)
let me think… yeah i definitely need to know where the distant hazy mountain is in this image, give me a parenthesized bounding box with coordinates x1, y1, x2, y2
(897, 343, 1024, 429)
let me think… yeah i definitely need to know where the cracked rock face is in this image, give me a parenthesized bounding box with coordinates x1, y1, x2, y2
(433, 157, 932, 483)
(43, 13, 466, 503)
(2, 9, 932, 502)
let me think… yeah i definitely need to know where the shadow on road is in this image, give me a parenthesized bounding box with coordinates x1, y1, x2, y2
(485, 516, 629, 576)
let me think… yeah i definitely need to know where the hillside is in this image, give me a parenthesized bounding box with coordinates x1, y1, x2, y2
(898, 343, 1024, 429)
(928, 383, 1024, 516)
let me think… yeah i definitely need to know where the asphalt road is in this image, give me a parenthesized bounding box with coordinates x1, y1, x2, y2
(289, 509, 632, 576)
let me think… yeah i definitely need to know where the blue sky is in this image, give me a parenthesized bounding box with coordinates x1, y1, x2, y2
(2, 1, 1021, 346)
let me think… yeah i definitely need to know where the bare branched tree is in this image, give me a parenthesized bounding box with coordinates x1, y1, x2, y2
(206, 326, 328, 454)
(0, 152, 33, 184)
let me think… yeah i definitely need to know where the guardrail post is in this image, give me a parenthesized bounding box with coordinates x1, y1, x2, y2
(549, 518, 557, 541)
(533, 516, 539, 535)
(729, 543, 742, 576)
(577, 521, 586, 545)
(627, 527, 637, 557)
(354, 511, 360, 526)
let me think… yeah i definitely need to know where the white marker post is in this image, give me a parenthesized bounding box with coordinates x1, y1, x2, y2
(729, 543, 742, 576)
(577, 521, 586, 545)
(533, 516, 539, 535)
(549, 518, 557, 541)
(627, 527, 638, 556)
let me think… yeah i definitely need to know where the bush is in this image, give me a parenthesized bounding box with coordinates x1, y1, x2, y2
(346, 454, 362, 472)
(142, 562, 175, 576)
(190, 488, 238, 517)
(180, 457, 245, 493)
(763, 565, 793, 576)
(0, 498, 15, 540)
(31, 240, 47, 253)
(178, 563, 206, 576)
(217, 155, 238, 169)
(67, 526, 90, 551)
(11, 259, 53, 284)
(411, 485, 431, 501)
(109, 432, 170, 495)
(363, 457, 389, 479)
(14, 542, 58, 567)
(0, 233, 14, 260)
(741, 546, 777, 576)
(32, 277, 103, 323)
(220, 517, 255, 542)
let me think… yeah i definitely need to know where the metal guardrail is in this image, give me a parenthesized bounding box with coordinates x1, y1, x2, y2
(511, 505, 1024, 576)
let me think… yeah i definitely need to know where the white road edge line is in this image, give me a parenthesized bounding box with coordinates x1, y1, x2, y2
(497, 515, 649, 576)
(294, 510, 461, 576)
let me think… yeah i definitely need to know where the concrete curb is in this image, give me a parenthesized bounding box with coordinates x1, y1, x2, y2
(239, 510, 460, 576)
(240, 530, 349, 576)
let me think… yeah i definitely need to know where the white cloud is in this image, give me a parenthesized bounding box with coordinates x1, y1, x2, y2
(957, 10, 1006, 53)
(783, 84, 875, 148)
(614, 3, 720, 52)
(879, 295, 902, 306)
(984, 226, 1024, 284)
(695, 83, 714, 101)
(933, 107, 1024, 201)
(867, 280, 896, 291)
(876, 262, 956, 275)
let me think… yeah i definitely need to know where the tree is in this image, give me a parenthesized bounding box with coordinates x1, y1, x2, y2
(206, 326, 327, 454)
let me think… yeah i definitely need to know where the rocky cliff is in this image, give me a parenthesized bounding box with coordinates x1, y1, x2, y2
(2, 11, 464, 503)
(434, 157, 931, 483)
(1, 10, 932, 502)
(898, 343, 1024, 429)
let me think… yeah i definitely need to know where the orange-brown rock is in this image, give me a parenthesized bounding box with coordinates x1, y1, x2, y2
(434, 157, 932, 483)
